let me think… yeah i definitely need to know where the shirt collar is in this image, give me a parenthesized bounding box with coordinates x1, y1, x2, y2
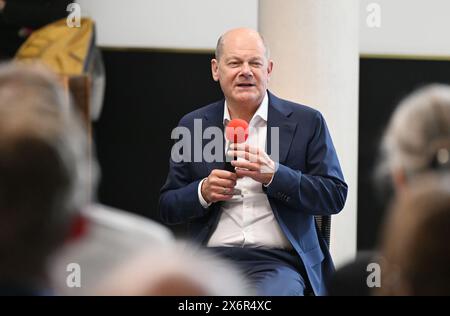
(223, 91, 269, 125)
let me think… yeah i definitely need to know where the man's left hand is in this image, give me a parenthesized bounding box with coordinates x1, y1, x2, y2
(227, 143, 275, 185)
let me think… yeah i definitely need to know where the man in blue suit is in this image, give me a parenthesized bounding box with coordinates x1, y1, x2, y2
(159, 28, 347, 296)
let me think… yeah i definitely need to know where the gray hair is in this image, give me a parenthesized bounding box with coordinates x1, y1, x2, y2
(0, 62, 98, 276)
(215, 31, 270, 61)
(376, 84, 450, 186)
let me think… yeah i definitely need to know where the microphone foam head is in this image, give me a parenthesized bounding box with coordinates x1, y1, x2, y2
(225, 119, 249, 143)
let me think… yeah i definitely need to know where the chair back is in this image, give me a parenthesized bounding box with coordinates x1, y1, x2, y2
(314, 215, 331, 248)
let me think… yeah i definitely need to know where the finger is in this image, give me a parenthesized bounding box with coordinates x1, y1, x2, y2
(230, 151, 273, 170)
(227, 150, 259, 163)
(209, 178, 236, 188)
(259, 150, 272, 161)
(231, 159, 260, 171)
(211, 185, 235, 195)
(211, 193, 234, 201)
(235, 169, 260, 179)
(230, 143, 260, 154)
(259, 164, 274, 174)
(211, 169, 238, 181)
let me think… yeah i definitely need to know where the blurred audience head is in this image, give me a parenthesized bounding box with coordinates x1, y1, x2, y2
(378, 173, 450, 295)
(376, 84, 450, 194)
(96, 241, 252, 296)
(50, 204, 174, 295)
(0, 62, 95, 290)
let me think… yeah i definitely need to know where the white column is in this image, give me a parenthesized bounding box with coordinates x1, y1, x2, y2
(259, 0, 359, 267)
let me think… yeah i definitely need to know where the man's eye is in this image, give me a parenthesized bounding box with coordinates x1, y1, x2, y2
(251, 62, 263, 67)
(228, 62, 239, 67)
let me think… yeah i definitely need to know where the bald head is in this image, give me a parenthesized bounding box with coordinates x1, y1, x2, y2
(215, 28, 270, 61)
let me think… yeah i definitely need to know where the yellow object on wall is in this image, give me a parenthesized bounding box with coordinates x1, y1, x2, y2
(15, 18, 95, 76)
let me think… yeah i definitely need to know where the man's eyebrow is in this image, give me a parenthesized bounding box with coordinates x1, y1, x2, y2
(225, 56, 263, 62)
(225, 56, 242, 61)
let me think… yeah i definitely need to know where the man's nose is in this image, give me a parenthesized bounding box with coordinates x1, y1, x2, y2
(239, 63, 253, 77)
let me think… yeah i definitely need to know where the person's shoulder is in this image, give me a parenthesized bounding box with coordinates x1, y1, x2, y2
(85, 203, 174, 244)
(178, 99, 223, 127)
(269, 91, 323, 119)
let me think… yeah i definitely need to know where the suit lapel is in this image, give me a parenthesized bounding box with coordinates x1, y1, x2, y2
(203, 100, 226, 174)
(267, 92, 297, 165)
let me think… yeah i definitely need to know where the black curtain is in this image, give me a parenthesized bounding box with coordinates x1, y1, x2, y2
(93, 49, 222, 234)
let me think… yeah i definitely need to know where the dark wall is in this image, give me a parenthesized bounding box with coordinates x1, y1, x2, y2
(93, 51, 450, 245)
(358, 57, 450, 250)
(93, 49, 222, 232)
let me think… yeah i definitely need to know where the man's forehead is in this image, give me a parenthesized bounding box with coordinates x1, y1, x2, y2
(221, 38, 266, 58)
(222, 33, 264, 48)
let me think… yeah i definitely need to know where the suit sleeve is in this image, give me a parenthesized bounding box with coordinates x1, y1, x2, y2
(265, 112, 348, 215)
(158, 120, 209, 225)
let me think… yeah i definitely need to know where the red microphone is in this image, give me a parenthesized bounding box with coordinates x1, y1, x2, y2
(224, 119, 249, 172)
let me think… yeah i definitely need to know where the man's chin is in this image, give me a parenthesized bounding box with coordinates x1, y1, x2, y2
(233, 93, 260, 105)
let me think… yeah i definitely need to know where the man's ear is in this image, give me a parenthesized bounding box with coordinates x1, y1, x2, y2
(267, 59, 274, 80)
(211, 59, 219, 82)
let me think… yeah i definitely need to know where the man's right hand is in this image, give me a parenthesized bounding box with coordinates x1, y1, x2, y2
(201, 169, 237, 204)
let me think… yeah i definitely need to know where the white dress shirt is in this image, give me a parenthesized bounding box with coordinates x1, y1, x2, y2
(197, 93, 292, 250)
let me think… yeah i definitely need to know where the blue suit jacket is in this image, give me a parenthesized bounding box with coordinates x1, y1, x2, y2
(159, 91, 348, 295)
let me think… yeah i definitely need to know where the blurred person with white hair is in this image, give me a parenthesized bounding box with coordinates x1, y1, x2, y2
(96, 241, 252, 296)
(50, 203, 174, 295)
(376, 83, 450, 195)
(0, 62, 173, 295)
(328, 84, 450, 296)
